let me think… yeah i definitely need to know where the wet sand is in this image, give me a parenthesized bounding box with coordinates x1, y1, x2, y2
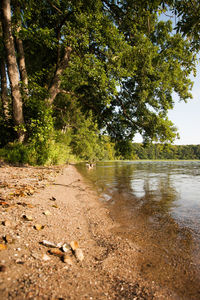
(0, 164, 198, 299)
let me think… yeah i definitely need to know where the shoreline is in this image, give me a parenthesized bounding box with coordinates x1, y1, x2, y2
(0, 164, 178, 299)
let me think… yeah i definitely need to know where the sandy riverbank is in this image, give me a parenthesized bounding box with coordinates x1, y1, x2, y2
(0, 163, 178, 299)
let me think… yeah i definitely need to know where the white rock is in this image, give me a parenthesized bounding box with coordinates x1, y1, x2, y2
(62, 243, 71, 253)
(42, 254, 50, 261)
(75, 248, 84, 262)
(41, 240, 57, 248)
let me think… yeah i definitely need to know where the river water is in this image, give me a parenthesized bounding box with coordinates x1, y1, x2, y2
(76, 161, 200, 299)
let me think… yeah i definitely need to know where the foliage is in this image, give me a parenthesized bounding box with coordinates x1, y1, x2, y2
(0, 0, 198, 165)
(172, 0, 200, 51)
(118, 142, 200, 160)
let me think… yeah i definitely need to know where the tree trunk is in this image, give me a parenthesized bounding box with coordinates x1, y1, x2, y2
(48, 46, 72, 105)
(0, 58, 10, 120)
(15, 6, 28, 97)
(1, 0, 25, 142)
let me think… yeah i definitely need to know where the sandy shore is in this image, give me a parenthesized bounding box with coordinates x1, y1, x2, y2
(0, 164, 178, 299)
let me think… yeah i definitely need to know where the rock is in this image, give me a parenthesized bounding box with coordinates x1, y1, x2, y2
(62, 243, 71, 253)
(43, 210, 51, 216)
(63, 254, 73, 265)
(52, 204, 59, 208)
(42, 254, 50, 261)
(70, 241, 79, 251)
(49, 248, 63, 257)
(41, 240, 57, 248)
(27, 189, 34, 195)
(0, 244, 7, 251)
(0, 265, 6, 272)
(4, 235, 13, 244)
(56, 242, 63, 248)
(34, 224, 44, 231)
(22, 215, 33, 221)
(75, 248, 84, 262)
(50, 196, 56, 201)
(2, 220, 11, 227)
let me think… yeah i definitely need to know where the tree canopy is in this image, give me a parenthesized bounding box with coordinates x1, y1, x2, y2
(0, 0, 198, 163)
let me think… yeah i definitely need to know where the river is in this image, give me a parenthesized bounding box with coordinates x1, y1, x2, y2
(76, 161, 200, 299)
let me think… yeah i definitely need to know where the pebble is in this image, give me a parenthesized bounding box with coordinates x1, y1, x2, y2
(34, 224, 44, 231)
(63, 255, 73, 265)
(41, 240, 57, 248)
(52, 204, 59, 208)
(43, 211, 51, 216)
(22, 215, 33, 221)
(49, 248, 63, 257)
(2, 220, 11, 227)
(4, 235, 13, 244)
(42, 254, 50, 261)
(70, 241, 79, 251)
(75, 248, 84, 262)
(62, 243, 71, 253)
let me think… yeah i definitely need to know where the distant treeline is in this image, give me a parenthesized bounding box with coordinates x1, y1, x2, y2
(117, 142, 200, 160)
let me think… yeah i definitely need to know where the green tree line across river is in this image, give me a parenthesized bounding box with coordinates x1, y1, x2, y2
(1, 1, 200, 164)
(118, 142, 200, 160)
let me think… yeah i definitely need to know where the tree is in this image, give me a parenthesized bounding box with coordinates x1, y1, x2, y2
(0, 0, 197, 163)
(172, 0, 200, 51)
(0, 57, 9, 120)
(95, 2, 196, 144)
(1, 0, 25, 142)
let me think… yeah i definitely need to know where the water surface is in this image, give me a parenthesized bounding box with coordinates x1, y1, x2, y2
(76, 161, 200, 299)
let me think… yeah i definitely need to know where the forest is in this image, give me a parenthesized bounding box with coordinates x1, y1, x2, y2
(0, 0, 200, 164)
(120, 143, 200, 160)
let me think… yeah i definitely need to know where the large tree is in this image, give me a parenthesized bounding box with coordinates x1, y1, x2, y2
(1, 0, 25, 142)
(0, 0, 197, 148)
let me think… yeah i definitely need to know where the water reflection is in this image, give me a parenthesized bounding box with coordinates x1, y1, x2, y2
(76, 161, 200, 299)
(77, 161, 200, 230)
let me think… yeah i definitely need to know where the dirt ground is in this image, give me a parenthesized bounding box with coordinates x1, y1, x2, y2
(0, 162, 180, 299)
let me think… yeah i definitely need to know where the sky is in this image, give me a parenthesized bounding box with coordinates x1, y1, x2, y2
(167, 61, 200, 145)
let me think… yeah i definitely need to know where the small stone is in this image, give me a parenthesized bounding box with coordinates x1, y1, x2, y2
(75, 248, 84, 262)
(56, 242, 63, 248)
(70, 241, 79, 251)
(16, 259, 24, 265)
(41, 240, 57, 248)
(27, 189, 34, 195)
(50, 196, 56, 201)
(0, 265, 6, 272)
(63, 255, 73, 265)
(62, 243, 71, 253)
(0, 244, 7, 251)
(34, 224, 44, 231)
(2, 220, 11, 227)
(43, 211, 51, 216)
(4, 235, 13, 244)
(49, 248, 63, 257)
(22, 215, 33, 221)
(52, 204, 59, 208)
(42, 254, 50, 261)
